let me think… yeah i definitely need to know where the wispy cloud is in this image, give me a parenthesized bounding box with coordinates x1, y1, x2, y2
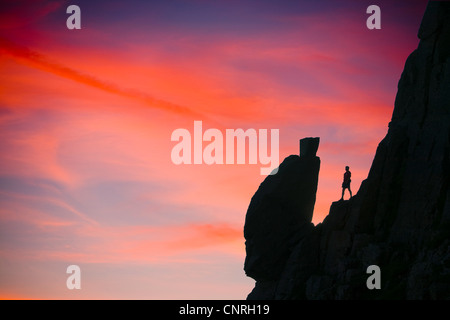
(0, 36, 203, 118)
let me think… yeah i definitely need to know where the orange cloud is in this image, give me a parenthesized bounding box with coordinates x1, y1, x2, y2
(0, 36, 202, 118)
(0, 292, 35, 300)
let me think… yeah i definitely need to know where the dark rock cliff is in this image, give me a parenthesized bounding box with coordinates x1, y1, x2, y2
(244, 138, 320, 288)
(243, 1, 450, 299)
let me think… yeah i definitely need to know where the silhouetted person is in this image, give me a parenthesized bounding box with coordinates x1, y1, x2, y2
(340, 166, 352, 200)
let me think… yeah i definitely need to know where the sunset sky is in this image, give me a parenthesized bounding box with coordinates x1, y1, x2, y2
(0, 0, 428, 299)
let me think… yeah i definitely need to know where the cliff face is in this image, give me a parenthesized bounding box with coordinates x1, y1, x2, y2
(244, 2, 450, 299)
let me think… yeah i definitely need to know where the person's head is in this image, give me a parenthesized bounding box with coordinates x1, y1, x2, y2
(345, 166, 349, 171)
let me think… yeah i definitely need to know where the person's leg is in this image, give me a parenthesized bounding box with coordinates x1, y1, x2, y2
(349, 187, 352, 198)
(341, 188, 344, 200)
